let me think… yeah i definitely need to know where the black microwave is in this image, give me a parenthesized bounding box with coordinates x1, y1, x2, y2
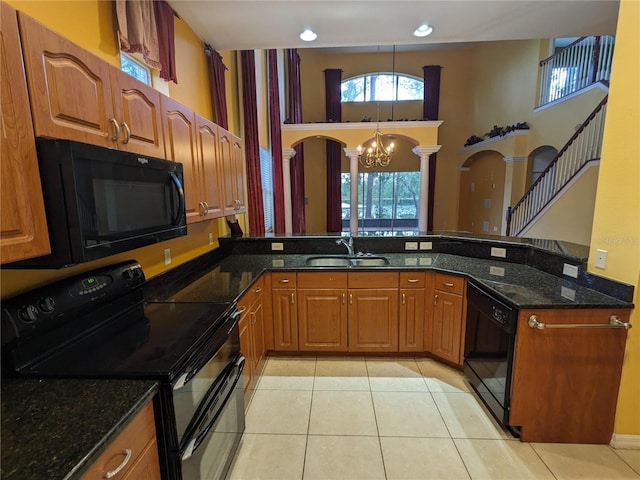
(8, 139, 187, 269)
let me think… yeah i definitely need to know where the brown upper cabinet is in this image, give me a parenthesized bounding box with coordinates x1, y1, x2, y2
(219, 128, 247, 216)
(1, 3, 51, 264)
(194, 115, 225, 220)
(18, 13, 165, 157)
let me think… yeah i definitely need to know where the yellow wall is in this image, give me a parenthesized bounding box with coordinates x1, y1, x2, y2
(458, 151, 506, 234)
(1, 1, 234, 299)
(588, 0, 640, 437)
(523, 164, 599, 245)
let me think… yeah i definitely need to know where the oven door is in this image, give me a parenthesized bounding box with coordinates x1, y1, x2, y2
(180, 354, 245, 480)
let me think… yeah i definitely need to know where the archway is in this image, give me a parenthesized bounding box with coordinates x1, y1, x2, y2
(528, 145, 558, 186)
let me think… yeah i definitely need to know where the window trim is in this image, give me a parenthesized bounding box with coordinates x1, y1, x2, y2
(341, 72, 424, 103)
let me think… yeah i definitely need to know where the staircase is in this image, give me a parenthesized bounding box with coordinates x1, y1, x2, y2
(506, 96, 608, 237)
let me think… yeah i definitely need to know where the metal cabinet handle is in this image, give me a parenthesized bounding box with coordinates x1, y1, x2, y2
(121, 121, 131, 144)
(103, 448, 132, 479)
(349, 294, 353, 305)
(290, 293, 295, 304)
(402, 293, 406, 305)
(407, 279, 420, 283)
(203, 201, 209, 215)
(434, 294, 438, 306)
(442, 282, 455, 287)
(199, 202, 206, 216)
(279, 279, 290, 283)
(255, 286, 262, 293)
(528, 314, 632, 330)
(237, 306, 247, 313)
(342, 293, 346, 304)
(109, 118, 120, 142)
(250, 311, 256, 325)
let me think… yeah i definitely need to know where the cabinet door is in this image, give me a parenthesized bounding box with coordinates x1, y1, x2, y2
(161, 97, 199, 222)
(348, 289, 399, 352)
(231, 136, 247, 213)
(110, 67, 165, 158)
(195, 115, 224, 220)
(399, 288, 425, 352)
(250, 298, 265, 374)
(431, 291, 464, 364)
(298, 289, 347, 352)
(272, 288, 298, 351)
(18, 12, 115, 146)
(237, 304, 253, 397)
(0, 3, 51, 264)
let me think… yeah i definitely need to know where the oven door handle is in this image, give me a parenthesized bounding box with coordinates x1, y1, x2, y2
(173, 309, 240, 391)
(180, 355, 245, 461)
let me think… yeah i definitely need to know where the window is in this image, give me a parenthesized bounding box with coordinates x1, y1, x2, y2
(340, 171, 420, 232)
(341, 73, 423, 102)
(259, 147, 274, 233)
(120, 52, 152, 86)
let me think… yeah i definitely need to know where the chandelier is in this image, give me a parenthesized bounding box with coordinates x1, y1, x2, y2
(358, 129, 395, 168)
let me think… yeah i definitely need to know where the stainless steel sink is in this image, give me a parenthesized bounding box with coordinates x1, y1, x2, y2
(304, 256, 389, 267)
(305, 256, 351, 267)
(349, 257, 389, 267)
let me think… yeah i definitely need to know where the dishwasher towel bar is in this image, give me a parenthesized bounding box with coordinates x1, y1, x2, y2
(527, 314, 632, 330)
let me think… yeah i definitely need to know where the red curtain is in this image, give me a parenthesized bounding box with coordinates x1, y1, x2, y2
(286, 49, 306, 233)
(153, 0, 177, 82)
(241, 50, 265, 235)
(325, 68, 342, 232)
(205, 45, 229, 129)
(267, 50, 285, 234)
(423, 65, 442, 232)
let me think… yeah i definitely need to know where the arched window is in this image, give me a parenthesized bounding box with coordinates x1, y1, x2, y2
(341, 73, 424, 102)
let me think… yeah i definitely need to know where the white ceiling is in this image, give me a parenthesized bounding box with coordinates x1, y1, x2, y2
(168, 0, 619, 52)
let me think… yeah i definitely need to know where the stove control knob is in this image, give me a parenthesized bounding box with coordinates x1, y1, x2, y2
(18, 305, 39, 323)
(39, 297, 56, 314)
(123, 269, 134, 280)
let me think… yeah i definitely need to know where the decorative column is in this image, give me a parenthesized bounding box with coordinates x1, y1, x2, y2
(282, 148, 296, 234)
(344, 148, 361, 236)
(502, 156, 528, 235)
(412, 145, 441, 232)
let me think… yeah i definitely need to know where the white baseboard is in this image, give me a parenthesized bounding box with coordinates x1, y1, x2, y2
(610, 433, 640, 449)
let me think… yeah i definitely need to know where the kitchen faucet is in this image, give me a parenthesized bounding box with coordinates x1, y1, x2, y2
(336, 236, 354, 255)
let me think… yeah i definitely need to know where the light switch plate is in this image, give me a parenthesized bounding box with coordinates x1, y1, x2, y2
(563, 263, 579, 278)
(419, 241, 432, 250)
(595, 249, 607, 269)
(164, 248, 171, 266)
(271, 242, 284, 251)
(405, 242, 418, 251)
(491, 247, 507, 258)
(208, 232, 214, 245)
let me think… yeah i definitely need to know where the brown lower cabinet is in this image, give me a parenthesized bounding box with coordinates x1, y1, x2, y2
(430, 273, 466, 365)
(237, 277, 265, 399)
(271, 272, 298, 350)
(80, 401, 160, 480)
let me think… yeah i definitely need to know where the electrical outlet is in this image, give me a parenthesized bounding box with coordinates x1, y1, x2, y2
(164, 248, 171, 266)
(405, 242, 418, 251)
(563, 263, 579, 278)
(490, 247, 507, 258)
(208, 232, 214, 245)
(419, 241, 432, 250)
(595, 249, 607, 269)
(271, 242, 284, 251)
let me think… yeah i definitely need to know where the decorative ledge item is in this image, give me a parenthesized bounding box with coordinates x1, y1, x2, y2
(465, 121, 529, 147)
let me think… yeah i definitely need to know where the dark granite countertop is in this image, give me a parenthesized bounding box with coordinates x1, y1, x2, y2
(1, 378, 158, 480)
(145, 252, 632, 310)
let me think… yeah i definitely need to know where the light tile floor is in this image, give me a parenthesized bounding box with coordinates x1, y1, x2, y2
(228, 356, 640, 480)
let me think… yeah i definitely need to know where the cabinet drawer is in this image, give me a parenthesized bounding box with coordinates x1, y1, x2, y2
(81, 401, 156, 480)
(298, 272, 347, 289)
(348, 271, 399, 289)
(272, 272, 297, 288)
(239, 276, 264, 308)
(399, 271, 426, 288)
(434, 273, 465, 295)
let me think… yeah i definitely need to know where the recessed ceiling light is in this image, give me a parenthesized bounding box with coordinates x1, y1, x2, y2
(300, 28, 317, 42)
(413, 24, 433, 37)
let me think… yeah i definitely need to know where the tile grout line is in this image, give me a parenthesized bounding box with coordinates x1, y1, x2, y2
(365, 356, 389, 480)
(301, 355, 318, 480)
(609, 445, 640, 477)
(527, 442, 560, 480)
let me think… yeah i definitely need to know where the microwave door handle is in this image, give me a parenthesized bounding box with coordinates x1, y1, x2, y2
(169, 172, 185, 225)
(181, 357, 245, 461)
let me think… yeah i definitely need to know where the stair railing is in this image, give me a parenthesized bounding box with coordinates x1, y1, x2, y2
(538, 36, 614, 107)
(506, 96, 608, 236)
